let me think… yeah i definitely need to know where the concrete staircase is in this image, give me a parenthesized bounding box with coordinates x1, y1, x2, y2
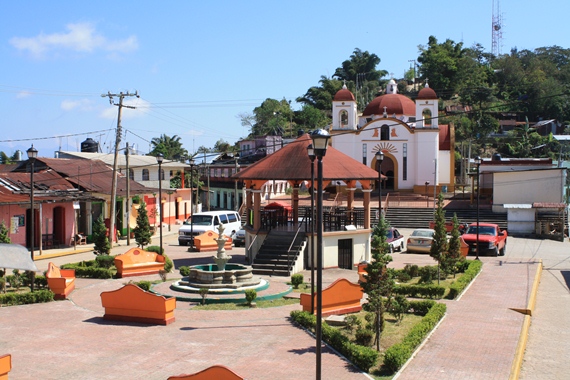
(379, 207, 508, 230)
(251, 230, 306, 277)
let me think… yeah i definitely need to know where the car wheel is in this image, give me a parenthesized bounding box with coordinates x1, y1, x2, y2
(389, 245, 394, 254)
(399, 242, 404, 252)
(493, 247, 499, 257)
(500, 242, 506, 256)
(179, 241, 187, 246)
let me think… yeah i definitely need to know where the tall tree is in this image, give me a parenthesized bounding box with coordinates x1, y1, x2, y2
(149, 134, 188, 160)
(133, 200, 152, 249)
(363, 216, 394, 351)
(0, 221, 11, 243)
(92, 215, 111, 256)
(441, 214, 464, 277)
(333, 48, 387, 84)
(430, 193, 448, 284)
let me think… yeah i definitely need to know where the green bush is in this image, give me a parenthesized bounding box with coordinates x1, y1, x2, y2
(34, 275, 48, 289)
(95, 255, 115, 269)
(291, 273, 304, 289)
(179, 266, 190, 276)
(408, 300, 436, 316)
(146, 245, 164, 254)
(290, 311, 378, 372)
(344, 314, 362, 332)
(134, 280, 152, 291)
(396, 271, 412, 283)
(446, 259, 482, 299)
(245, 289, 257, 305)
(383, 303, 446, 373)
(354, 328, 374, 346)
(393, 284, 445, 299)
(61, 264, 113, 279)
(163, 254, 173, 273)
(0, 290, 54, 306)
(404, 264, 420, 277)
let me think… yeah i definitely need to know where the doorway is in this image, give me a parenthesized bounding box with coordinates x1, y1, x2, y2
(338, 238, 353, 269)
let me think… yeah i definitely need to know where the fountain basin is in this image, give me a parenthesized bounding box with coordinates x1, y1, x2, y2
(172, 263, 264, 292)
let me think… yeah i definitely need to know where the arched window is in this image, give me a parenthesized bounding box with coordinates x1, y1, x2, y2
(160, 169, 165, 180)
(142, 169, 149, 181)
(423, 109, 432, 126)
(340, 110, 348, 127)
(381, 125, 390, 140)
(128, 169, 134, 180)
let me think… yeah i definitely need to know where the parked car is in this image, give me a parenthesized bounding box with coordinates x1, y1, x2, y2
(178, 210, 241, 246)
(232, 226, 246, 247)
(406, 228, 435, 253)
(461, 223, 507, 256)
(371, 226, 405, 253)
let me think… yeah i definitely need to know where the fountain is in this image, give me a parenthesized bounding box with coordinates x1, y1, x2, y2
(171, 223, 266, 294)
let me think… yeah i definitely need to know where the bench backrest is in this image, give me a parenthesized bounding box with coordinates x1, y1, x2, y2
(167, 365, 244, 380)
(46, 262, 61, 279)
(322, 278, 363, 304)
(101, 284, 174, 311)
(115, 248, 163, 265)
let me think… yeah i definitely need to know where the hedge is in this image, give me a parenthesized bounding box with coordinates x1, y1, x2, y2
(290, 311, 379, 372)
(61, 264, 113, 279)
(0, 290, 54, 306)
(393, 284, 446, 299)
(446, 260, 483, 299)
(383, 303, 446, 373)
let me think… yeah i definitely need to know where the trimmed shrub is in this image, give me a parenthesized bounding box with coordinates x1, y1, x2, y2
(396, 271, 412, 283)
(0, 290, 54, 306)
(404, 264, 420, 278)
(446, 259, 482, 299)
(95, 255, 115, 269)
(134, 280, 152, 291)
(291, 273, 304, 289)
(344, 314, 361, 332)
(179, 266, 190, 277)
(355, 328, 374, 346)
(245, 289, 257, 305)
(146, 245, 164, 254)
(408, 300, 436, 316)
(393, 284, 445, 299)
(61, 264, 113, 279)
(163, 254, 174, 273)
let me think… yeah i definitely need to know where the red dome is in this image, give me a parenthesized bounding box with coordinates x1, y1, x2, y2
(362, 94, 416, 117)
(334, 87, 355, 101)
(417, 86, 438, 100)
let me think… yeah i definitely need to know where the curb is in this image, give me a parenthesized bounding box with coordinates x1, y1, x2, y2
(509, 259, 543, 380)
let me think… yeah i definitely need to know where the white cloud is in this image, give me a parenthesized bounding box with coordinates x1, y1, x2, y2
(10, 22, 138, 58)
(100, 97, 148, 120)
(16, 91, 31, 99)
(61, 98, 94, 111)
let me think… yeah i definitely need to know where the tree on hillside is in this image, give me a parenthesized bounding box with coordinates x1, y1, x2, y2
(149, 134, 188, 161)
(362, 216, 394, 351)
(247, 98, 295, 137)
(430, 193, 448, 284)
(133, 200, 152, 249)
(296, 76, 344, 113)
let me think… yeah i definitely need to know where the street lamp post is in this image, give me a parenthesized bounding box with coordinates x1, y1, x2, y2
(27, 145, 38, 292)
(307, 143, 316, 314)
(234, 156, 240, 211)
(310, 129, 330, 380)
(125, 144, 131, 246)
(156, 154, 164, 255)
(425, 181, 430, 207)
(475, 156, 482, 260)
(189, 157, 196, 250)
(375, 150, 384, 221)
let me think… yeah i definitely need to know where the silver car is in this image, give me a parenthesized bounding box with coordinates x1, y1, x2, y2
(406, 228, 435, 253)
(232, 227, 246, 247)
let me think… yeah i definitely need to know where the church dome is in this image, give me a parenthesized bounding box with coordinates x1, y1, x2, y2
(333, 85, 355, 101)
(417, 85, 438, 100)
(362, 94, 416, 117)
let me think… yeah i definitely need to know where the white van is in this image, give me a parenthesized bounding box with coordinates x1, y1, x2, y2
(178, 210, 241, 246)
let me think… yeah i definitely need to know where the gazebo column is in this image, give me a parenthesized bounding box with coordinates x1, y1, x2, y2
(290, 182, 301, 227)
(362, 189, 372, 229)
(253, 190, 262, 230)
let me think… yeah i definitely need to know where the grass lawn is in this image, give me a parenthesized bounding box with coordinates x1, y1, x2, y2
(192, 297, 299, 310)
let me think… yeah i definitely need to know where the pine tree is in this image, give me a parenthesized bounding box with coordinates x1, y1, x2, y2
(92, 215, 111, 256)
(442, 214, 464, 277)
(362, 216, 394, 351)
(0, 221, 11, 243)
(430, 192, 448, 266)
(133, 200, 152, 249)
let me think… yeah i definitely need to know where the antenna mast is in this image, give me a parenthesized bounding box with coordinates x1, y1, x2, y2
(492, 0, 504, 57)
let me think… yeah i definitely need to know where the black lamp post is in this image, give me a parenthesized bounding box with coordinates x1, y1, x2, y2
(475, 156, 482, 260)
(310, 129, 330, 380)
(156, 154, 164, 255)
(27, 145, 38, 292)
(375, 150, 384, 220)
(189, 157, 195, 250)
(307, 143, 316, 314)
(124, 145, 131, 246)
(425, 181, 430, 207)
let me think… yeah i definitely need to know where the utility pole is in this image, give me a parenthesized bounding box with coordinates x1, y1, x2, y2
(101, 91, 139, 250)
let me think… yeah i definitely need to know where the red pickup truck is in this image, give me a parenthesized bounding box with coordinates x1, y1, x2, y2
(462, 223, 507, 257)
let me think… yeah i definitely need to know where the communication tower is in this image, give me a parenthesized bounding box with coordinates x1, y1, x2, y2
(492, 0, 504, 57)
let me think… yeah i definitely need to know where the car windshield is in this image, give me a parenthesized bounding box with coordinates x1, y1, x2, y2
(189, 215, 213, 226)
(466, 226, 497, 236)
(411, 230, 434, 238)
(386, 230, 394, 239)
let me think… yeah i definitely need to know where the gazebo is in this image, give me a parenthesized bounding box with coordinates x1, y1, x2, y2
(233, 133, 383, 271)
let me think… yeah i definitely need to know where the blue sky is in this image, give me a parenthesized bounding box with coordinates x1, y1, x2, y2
(1, 0, 568, 159)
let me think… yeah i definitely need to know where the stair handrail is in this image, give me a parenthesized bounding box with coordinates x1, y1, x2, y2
(285, 214, 308, 274)
(246, 226, 264, 264)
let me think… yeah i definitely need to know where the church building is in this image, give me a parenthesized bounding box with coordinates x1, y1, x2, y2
(330, 79, 455, 194)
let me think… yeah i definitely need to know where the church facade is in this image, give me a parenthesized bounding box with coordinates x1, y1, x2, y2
(330, 80, 455, 194)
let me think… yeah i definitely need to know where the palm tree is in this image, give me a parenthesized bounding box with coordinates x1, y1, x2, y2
(149, 134, 188, 160)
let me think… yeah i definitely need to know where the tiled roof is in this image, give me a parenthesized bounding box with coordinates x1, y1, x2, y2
(234, 133, 381, 181)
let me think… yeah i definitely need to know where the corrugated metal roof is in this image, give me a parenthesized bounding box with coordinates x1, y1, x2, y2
(533, 202, 566, 208)
(234, 133, 382, 181)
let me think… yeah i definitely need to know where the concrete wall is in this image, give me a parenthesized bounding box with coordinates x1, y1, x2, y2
(493, 169, 565, 209)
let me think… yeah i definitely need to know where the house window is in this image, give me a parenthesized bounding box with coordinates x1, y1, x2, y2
(128, 169, 134, 180)
(362, 144, 367, 165)
(381, 125, 390, 140)
(340, 110, 348, 127)
(423, 109, 432, 126)
(142, 169, 149, 181)
(160, 169, 165, 180)
(403, 143, 408, 181)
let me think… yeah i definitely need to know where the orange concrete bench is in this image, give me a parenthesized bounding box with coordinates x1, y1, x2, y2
(100, 284, 176, 325)
(46, 262, 76, 300)
(300, 278, 364, 317)
(194, 231, 233, 252)
(113, 247, 165, 278)
(168, 365, 244, 380)
(0, 354, 11, 380)
(355, 262, 369, 283)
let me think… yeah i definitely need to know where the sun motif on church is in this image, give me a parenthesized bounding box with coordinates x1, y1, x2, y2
(373, 142, 397, 154)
